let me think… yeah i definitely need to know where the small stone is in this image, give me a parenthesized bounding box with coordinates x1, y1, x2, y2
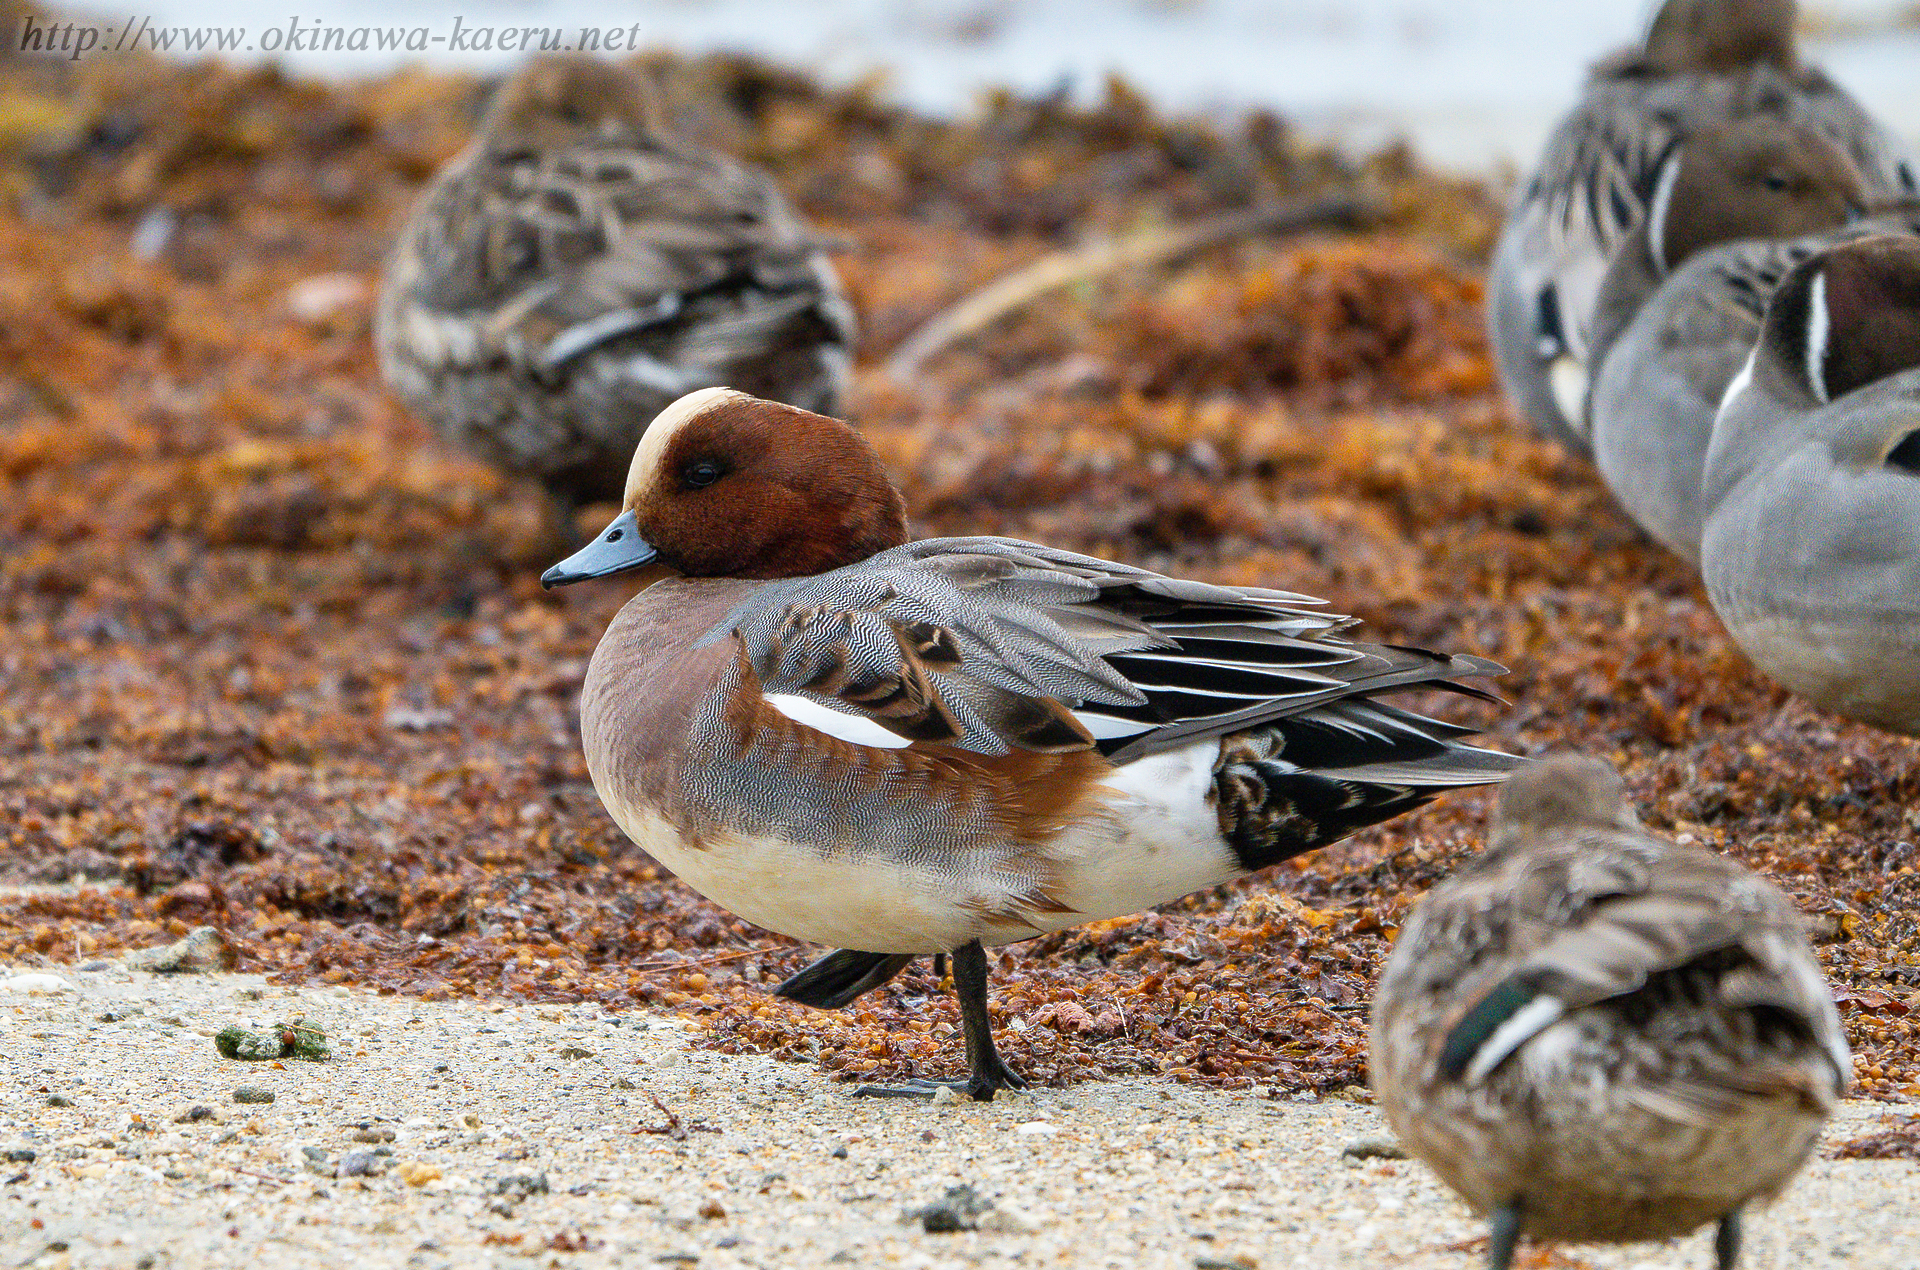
(233, 1087, 275, 1105)
(461, 1113, 481, 1130)
(2, 973, 74, 994)
(611, 1077, 637, 1090)
(284, 272, 367, 324)
(698, 1199, 725, 1220)
(125, 926, 234, 974)
(654, 1256, 697, 1266)
(3, 1148, 35, 1163)
(1014, 1120, 1057, 1136)
(336, 1150, 385, 1178)
(384, 706, 453, 731)
(903, 1183, 994, 1233)
(929, 1086, 960, 1105)
(395, 1160, 442, 1187)
(829, 1144, 849, 1159)
(978, 1203, 1044, 1234)
(46, 1095, 73, 1108)
(1195, 1257, 1258, 1270)
(492, 1172, 550, 1200)
(351, 1127, 395, 1144)
(301, 1146, 331, 1174)
(1339, 1135, 1408, 1161)
(173, 1106, 216, 1124)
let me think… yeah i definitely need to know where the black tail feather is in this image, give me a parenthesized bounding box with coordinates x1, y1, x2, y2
(775, 949, 915, 1010)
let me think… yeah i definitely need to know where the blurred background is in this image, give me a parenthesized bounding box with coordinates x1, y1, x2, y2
(116, 0, 1920, 170)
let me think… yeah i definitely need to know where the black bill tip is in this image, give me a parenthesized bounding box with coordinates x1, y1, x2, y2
(541, 508, 658, 588)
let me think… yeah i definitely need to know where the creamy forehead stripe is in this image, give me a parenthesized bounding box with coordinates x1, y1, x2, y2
(624, 386, 749, 504)
(1804, 269, 1831, 404)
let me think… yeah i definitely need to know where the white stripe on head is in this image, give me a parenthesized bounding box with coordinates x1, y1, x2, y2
(1717, 348, 1758, 416)
(1804, 269, 1831, 403)
(624, 386, 748, 506)
(1646, 149, 1684, 276)
(763, 693, 914, 749)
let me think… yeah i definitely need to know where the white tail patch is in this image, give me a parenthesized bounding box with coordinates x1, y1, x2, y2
(1646, 150, 1684, 276)
(1549, 355, 1589, 431)
(1804, 269, 1831, 403)
(763, 693, 914, 749)
(1464, 995, 1567, 1084)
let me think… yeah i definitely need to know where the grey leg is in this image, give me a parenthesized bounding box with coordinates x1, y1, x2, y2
(852, 940, 1027, 1102)
(1715, 1208, 1742, 1270)
(1487, 1202, 1522, 1270)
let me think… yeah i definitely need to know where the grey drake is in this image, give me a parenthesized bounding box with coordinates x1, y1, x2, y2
(376, 54, 854, 513)
(1370, 755, 1847, 1270)
(1588, 192, 1916, 564)
(1700, 235, 1920, 734)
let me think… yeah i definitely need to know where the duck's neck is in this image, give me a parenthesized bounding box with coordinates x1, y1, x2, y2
(1587, 223, 1666, 379)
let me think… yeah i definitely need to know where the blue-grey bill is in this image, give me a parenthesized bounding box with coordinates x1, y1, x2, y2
(541, 509, 658, 588)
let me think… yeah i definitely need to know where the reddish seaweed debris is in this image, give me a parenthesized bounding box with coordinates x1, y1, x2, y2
(1830, 1119, 1920, 1160)
(0, 47, 1916, 1102)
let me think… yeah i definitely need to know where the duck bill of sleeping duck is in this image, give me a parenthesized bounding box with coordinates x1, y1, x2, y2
(541, 509, 658, 588)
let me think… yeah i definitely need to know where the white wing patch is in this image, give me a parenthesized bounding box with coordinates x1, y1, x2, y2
(763, 693, 914, 748)
(1465, 996, 1569, 1085)
(1071, 709, 1157, 741)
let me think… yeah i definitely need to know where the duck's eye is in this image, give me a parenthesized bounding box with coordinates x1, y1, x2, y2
(1887, 430, 1920, 474)
(1762, 173, 1788, 191)
(683, 460, 723, 489)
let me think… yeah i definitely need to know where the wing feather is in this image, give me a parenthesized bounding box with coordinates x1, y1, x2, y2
(711, 537, 1506, 762)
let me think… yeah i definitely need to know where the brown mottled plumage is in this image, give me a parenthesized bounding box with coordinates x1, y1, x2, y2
(375, 55, 853, 510)
(1370, 755, 1847, 1270)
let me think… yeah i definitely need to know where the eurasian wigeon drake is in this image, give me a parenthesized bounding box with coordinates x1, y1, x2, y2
(1487, 0, 1913, 452)
(1371, 756, 1846, 1270)
(1699, 235, 1920, 735)
(376, 55, 854, 513)
(1589, 205, 1918, 564)
(543, 388, 1522, 1100)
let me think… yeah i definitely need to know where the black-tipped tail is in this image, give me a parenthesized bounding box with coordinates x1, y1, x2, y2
(774, 949, 915, 1010)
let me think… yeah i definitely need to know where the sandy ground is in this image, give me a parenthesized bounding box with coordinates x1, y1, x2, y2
(2, 962, 1915, 1270)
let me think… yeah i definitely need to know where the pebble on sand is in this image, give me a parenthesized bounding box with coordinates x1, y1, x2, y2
(125, 927, 235, 975)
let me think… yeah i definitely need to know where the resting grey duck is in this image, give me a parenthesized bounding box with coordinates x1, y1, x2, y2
(1487, 0, 1914, 452)
(1586, 193, 1920, 565)
(376, 55, 854, 511)
(1700, 235, 1920, 735)
(1370, 755, 1847, 1270)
